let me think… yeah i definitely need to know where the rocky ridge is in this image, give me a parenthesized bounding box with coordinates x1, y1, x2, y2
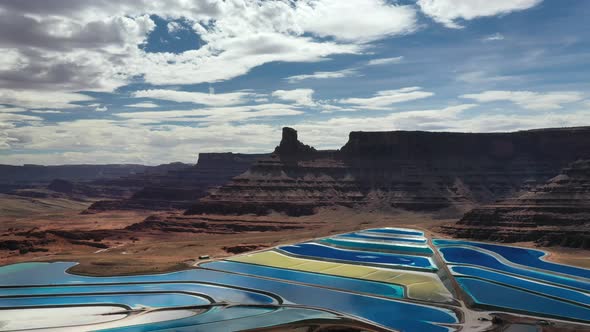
(187, 126, 590, 217)
(441, 159, 590, 248)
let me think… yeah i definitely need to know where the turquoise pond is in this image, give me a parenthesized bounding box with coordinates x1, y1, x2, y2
(0, 229, 588, 331)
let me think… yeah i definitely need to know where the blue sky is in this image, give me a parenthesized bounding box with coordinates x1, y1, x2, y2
(0, 0, 589, 165)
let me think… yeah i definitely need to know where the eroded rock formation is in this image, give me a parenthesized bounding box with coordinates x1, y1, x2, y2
(187, 127, 590, 217)
(441, 160, 590, 248)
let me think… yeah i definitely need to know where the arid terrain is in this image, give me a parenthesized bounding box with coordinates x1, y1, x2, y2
(1, 193, 587, 276)
(1, 126, 589, 275)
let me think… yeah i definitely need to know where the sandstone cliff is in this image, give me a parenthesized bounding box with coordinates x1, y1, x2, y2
(186, 127, 590, 217)
(441, 159, 590, 248)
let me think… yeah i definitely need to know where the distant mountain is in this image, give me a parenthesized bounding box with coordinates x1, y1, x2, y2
(0, 164, 152, 184)
(84, 153, 267, 212)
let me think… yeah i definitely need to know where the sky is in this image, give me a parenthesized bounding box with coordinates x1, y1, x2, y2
(0, 0, 589, 165)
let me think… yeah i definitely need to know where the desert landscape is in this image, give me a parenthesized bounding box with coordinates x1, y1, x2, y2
(1, 1, 589, 330)
(1, 127, 589, 276)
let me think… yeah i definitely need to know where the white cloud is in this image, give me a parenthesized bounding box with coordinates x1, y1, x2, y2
(0, 105, 26, 113)
(366, 56, 404, 66)
(95, 105, 108, 112)
(31, 110, 64, 114)
(338, 87, 434, 110)
(0, 0, 419, 96)
(417, 0, 542, 28)
(0, 113, 42, 123)
(484, 33, 505, 41)
(0, 119, 281, 163)
(133, 89, 256, 107)
(0, 89, 93, 109)
(126, 102, 160, 108)
(461, 90, 584, 110)
(296, 0, 417, 42)
(285, 69, 358, 83)
(167, 21, 185, 34)
(114, 103, 304, 123)
(272, 89, 315, 106)
(456, 71, 516, 84)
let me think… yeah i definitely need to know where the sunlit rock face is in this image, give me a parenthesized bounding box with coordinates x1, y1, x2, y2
(444, 159, 590, 248)
(187, 126, 590, 217)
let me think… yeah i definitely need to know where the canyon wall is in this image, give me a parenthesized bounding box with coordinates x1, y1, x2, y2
(441, 160, 590, 248)
(187, 127, 590, 217)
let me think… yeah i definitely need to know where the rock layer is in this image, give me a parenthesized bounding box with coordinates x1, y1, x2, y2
(441, 160, 590, 248)
(187, 127, 590, 216)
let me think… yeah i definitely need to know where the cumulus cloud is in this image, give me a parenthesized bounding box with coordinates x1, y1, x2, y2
(296, 0, 417, 42)
(285, 69, 358, 83)
(272, 89, 315, 106)
(461, 90, 584, 110)
(132, 89, 256, 107)
(0, 0, 419, 98)
(366, 56, 404, 66)
(338, 87, 434, 110)
(417, 0, 542, 28)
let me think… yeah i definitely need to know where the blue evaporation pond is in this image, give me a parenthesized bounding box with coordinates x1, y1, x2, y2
(439, 247, 590, 292)
(450, 266, 590, 307)
(0, 283, 276, 304)
(320, 238, 433, 255)
(363, 228, 424, 237)
(337, 232, 427, 244)
(97, 307, 347, 332)
(201, 260, 404, 299)
(278, 243, 437, 271)
(434, 239, 590, 280)
(0, 293, 209, 309)
(0, 263, 458, 332)
(456, 277, 590, 322)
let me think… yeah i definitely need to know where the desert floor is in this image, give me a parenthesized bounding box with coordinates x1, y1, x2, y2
(1, 194, 588, 276)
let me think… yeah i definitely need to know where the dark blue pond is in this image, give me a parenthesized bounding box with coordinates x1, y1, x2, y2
(0, 293, 209, 309)
(201, 260, 404, 299)
(0, 263, 458, 332)
(338, 232, 427, 244)
(320, 238, 433, 255)
(363, 228, 424, 236)
(439, 247, 590, 292)
(278, 243, 437, 271)
(434, 239, 590, 279)
(456, 277, 590, 322)
(450, 266, 590, 306)
(0, 282, 277, 304)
